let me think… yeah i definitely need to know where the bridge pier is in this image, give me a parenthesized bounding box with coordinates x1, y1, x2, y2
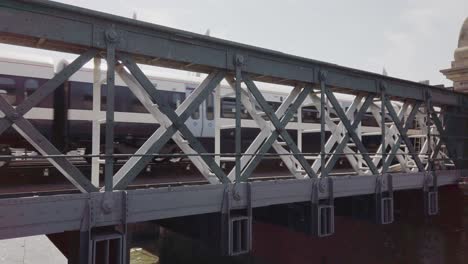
(47, 231, 82, 264)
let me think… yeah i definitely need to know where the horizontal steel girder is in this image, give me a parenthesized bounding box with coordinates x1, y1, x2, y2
(0, 169, 463, 240)
(0, 0, 466, 106)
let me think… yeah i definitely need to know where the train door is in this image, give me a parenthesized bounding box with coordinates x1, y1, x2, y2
(185, 87, 202, 137)
(201, 92, 215, 138)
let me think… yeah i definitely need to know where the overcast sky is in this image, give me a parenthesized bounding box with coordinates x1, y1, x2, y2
(2, 0, 467, 86)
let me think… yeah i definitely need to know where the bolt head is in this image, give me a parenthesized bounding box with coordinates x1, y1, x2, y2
(9, 112, 19, 121)
(102, 199, 113, 214)
(105, 29, 119, 43)
(319, 70, 328, 81)
(235, 55, 244, 66)
(319, 179, 326, 193)
(232, 192, 241, 201)
(380, 81, 388, 91)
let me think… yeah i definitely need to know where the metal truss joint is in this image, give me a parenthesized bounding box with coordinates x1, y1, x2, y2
(101, 192, 114, 215)
(105, 27, 120, 44)
(235, 54, 245, 66)
(6, 112, 20, 122)
(379, 81, 388, 92)
(318, 70, 328, 82)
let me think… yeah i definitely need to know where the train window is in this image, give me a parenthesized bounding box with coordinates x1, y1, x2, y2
(191, 106, 200, 119)
(131, 98, 147, 113)
(99, 85, 150, 112)
(206, 93, 214, 120)
(114, 85, 134, 112)
(221, 98, 251, 119)
(24, 77, 52, 108)
(70, 81, 93, 110)
(24, 78, 39, 90)
(302, 106, 319, 123)
(0, 76, 16, 105)
(171, 92, 184, 109)
(157, 90, 185, 110)
(268, 102, 297, 122)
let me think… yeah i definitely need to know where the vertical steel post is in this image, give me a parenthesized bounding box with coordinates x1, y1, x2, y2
(235, 55, 244, 182)
(92, 57, 102, 187)
(381, 84, 386, 174)
(104, 29, 118, 191)
(426, 93, 432, 171)
(297, 106, 303, 152)
(320, 71, 327, 178)
(214, 79, 221, 166)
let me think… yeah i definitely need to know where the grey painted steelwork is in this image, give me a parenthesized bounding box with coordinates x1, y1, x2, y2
(235, 56, 243, 182)
(384, 99, 425, 171)
(325, 90, 379, 174)
(239, 79, 313, 181)
(242, 74, 317, 179)
(105, 32, 117, 192)
(113, 54, 228, 188)
(0, 0, 467, 106)
(0, 49, 98, 193)
(323, 95, 375, 175)
(0, 169, 462, 240)
(0, 1, 466, 259)
(382, 102, 421, 172)
(380, 89, 386, 174)
(319, 74, 326, 177)
(430, 106, 458, 166)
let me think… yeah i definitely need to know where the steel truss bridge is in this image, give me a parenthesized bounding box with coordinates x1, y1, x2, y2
(0, 0, 468, 262)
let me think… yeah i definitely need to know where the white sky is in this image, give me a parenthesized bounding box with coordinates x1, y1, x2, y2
(2, 0, 467, 86)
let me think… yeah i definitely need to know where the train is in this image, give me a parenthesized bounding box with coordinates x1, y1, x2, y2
(0, 54, 389, 173)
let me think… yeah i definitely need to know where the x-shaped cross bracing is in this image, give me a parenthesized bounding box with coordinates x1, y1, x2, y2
(0, 49, 99, 193)
(308, 93, 367, 175)
(232, 74, 317, 181)
(414, 106, 455, 170)
(378, 101, 422, 172)
(323, 90, 379, 175)
(112, 54, 229, 189)
(368, 101, 414, 173)
(223, 77, 307, 181)
(115, 64, 225, 185)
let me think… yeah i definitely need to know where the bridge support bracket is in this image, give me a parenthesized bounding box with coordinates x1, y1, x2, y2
(88, 228, 125, 264)
(376, 173, 394, 224)
(424, 171, 439, 216)
(221, 184, 252, 256)
(77, 192, 128, 263)
(311, 177, 335, 237)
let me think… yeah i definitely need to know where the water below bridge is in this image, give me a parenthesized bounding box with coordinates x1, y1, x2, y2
(124, 185, 467, 264)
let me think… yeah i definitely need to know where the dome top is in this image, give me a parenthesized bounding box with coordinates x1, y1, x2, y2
(459, 17, 468, 48)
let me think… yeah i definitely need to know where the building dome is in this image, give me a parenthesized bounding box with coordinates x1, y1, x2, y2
(441, 17, 468, 92)
(455, 17, 468, 61)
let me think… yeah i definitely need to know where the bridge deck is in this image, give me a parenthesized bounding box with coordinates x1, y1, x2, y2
(0, 169, 462, 240)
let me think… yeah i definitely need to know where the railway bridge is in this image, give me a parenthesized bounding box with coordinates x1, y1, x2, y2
(0, 1, 468, 263)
